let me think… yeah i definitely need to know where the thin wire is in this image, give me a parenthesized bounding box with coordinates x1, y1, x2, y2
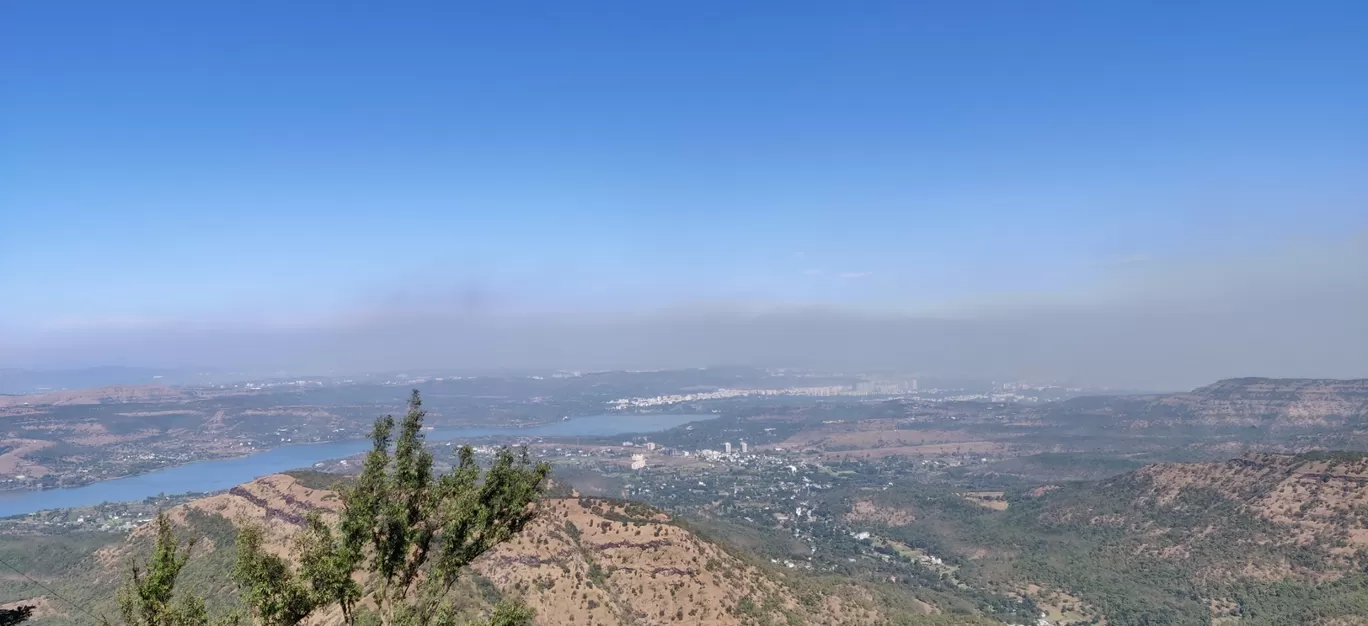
(0, 553, 109, 624)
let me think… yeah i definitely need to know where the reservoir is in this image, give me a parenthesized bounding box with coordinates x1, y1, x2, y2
(0, 413, 713, 518)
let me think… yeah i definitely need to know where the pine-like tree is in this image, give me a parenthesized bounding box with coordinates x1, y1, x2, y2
(296, 389, 550, 625)
(108, 390, 548, 626)
(108, 513, 214, 626)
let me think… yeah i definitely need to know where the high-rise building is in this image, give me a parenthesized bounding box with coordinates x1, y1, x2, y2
(723, 442, 732, 454)
(740, 441, 749, 454)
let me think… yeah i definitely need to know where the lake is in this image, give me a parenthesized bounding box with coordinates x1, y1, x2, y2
(0, 413, 713, 517)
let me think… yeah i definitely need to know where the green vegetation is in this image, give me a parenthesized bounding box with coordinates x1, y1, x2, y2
(100, 390, 550, 626)
(234, 523, 313, 626)
(110, 513, 214, 626)
(0, 533, 118, 578)
(1229, 574, 1368, 625)
(8, 376, 1368, 625)
(836, 463, 1368, 626)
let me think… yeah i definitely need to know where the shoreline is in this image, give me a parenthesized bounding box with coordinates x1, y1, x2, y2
(0, 416, 573, 494)
(0, 413, 715, 517)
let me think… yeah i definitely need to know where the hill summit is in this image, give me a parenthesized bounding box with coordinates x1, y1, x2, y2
(102, 473, 892, 626)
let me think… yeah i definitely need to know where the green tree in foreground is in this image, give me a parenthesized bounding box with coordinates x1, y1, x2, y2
(109, 513, 214, 626)
(290, 389, 551, 626)
(234, 524, 314, 626)
(111, 390, 550, 626)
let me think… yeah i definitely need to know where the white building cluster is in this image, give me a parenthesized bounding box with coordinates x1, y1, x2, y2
(608, 381, 917, 409)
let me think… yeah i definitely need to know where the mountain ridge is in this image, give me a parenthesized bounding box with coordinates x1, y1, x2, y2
(90, 473, 917, 626)
(1043, 377, 1368, 429)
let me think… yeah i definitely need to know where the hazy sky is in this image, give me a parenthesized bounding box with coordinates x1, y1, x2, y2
(2, 1, 1366, 387)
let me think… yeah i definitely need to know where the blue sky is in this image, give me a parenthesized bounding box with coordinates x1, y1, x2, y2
(2, 1, 1366, 372)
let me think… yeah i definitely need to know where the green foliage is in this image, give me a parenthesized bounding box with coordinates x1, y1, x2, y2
(877, 615, 999, 626)
(1228, 573, 1368, 625)
(232, 524, 314, 626)
(562, 520, 581, 542)
(294, 512, 360, 624)
(298, 390, 551, 625)
(108, 513, 215, 626)
(585, 560, 606, 588)
(844, 464, 1368, 625)
(102, 390, 549, 626)
(483, 600, 534, 626)
(0, 532, 117, 579)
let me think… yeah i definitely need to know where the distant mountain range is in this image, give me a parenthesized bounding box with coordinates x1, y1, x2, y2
(0, 367, 184, 394)
(1040, 377, 1368, 430)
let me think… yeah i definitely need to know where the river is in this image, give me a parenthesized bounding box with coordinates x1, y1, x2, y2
(0, 413, 714, 517)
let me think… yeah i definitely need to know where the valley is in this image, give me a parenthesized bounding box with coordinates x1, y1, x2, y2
(2, 371, 1368, 625)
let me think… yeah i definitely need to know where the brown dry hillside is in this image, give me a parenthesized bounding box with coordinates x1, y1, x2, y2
(1130, 452, 1368, 551)
(473, 498, 883, 626)
(1168, 378, 1368, 427)
(1028, 451, 1368, 582)
(1042, 378, 1368, 430)
(117, 474, 892, 626)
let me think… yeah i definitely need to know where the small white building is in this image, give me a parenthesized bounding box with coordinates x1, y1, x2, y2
(630, 454, 647, 471)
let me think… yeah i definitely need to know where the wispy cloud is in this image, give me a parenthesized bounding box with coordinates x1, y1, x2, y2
(839, 271, 872, 279)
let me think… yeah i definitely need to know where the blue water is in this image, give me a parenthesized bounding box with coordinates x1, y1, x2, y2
(0, 413, 712, 517)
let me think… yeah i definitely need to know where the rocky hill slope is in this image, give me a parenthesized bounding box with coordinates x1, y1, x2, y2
(1029, 451, 1368, 578)
(1043, 377, 1368, 430)
(1166, 378, 1368, 426)
(839, 451, 1368, 625)
(93, 474, 896, 626)
(999, 451, 1368, 624)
